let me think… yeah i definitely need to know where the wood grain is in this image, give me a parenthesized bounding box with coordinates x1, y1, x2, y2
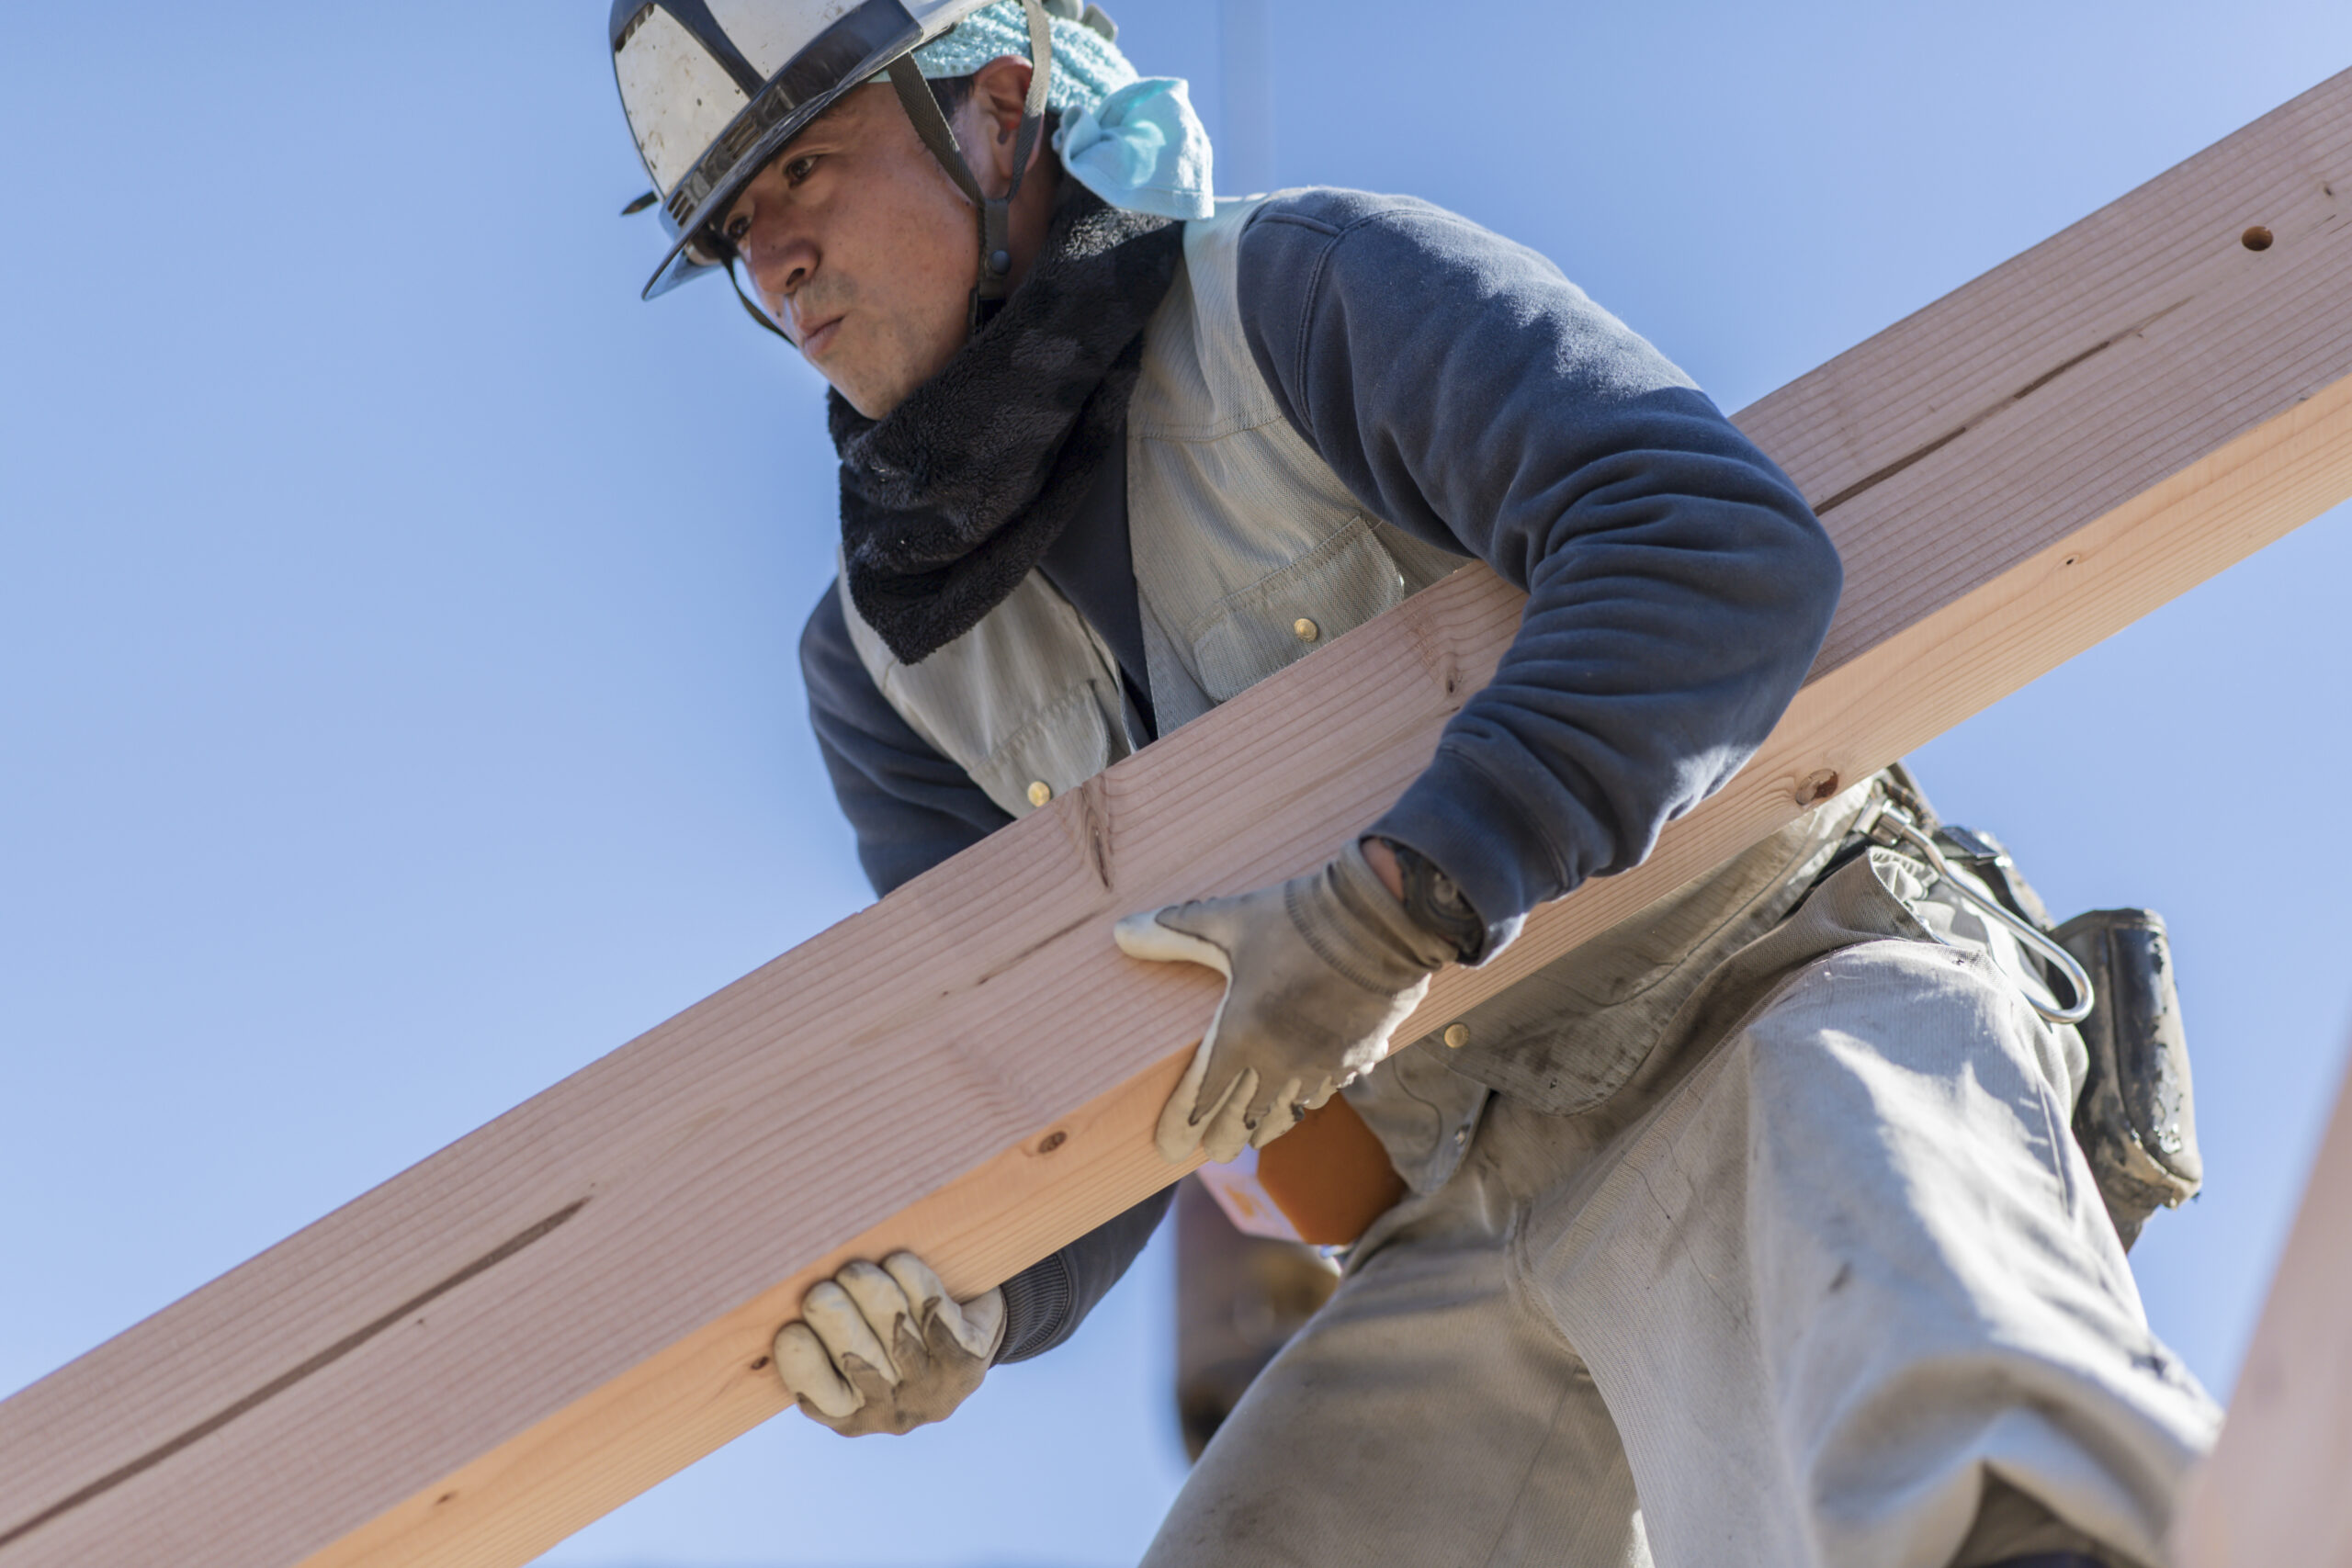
(2170, 1044, 2352, 1566)
(5, 63, 2350, 1568)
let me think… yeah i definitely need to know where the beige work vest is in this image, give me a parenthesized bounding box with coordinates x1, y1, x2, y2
(842, 195, 1857, 1125)
(840, 196, 1462, 817)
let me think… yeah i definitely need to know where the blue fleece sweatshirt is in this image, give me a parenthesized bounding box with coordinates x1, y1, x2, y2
(799, 189, 1841, 1362)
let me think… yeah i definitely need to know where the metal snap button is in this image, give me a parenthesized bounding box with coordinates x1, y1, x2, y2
(1293, 617, 1320, 642)
(1026, 780, 1053, 807)
(1442, 1022, 1470, 1049)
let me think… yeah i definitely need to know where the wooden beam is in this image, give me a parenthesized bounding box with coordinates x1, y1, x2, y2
(6, 65, 2351, 1568)
(2170, 1043, 2352, 1565)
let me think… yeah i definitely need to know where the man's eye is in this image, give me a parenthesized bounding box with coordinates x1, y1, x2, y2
(724, 214, 751, 243)
(786, 155, 818, 186)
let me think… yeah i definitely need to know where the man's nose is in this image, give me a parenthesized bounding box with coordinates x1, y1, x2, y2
(751, 252, 810, 300)
(743, 222, 815, 308)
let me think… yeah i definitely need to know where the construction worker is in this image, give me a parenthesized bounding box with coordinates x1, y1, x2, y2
(606, 4, 2217, 1563)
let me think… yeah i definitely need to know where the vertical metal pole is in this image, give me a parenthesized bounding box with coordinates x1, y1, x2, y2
(1218, 0, 1275, 195)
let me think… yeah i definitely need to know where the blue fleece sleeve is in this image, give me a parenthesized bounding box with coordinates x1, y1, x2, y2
(1236, 191, 1842, 944)
(799, 583, 1169, 1355)
(994, 1182, 1174, 1363)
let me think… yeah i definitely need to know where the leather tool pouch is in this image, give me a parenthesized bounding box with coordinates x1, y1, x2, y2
(2054, 908, 2203, 1248)
(1864, 769, 2203, 1251)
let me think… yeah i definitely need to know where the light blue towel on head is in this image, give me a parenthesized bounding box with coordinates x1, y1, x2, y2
(900, 0, 1216, 221)
(1057, 77, 1213, 220)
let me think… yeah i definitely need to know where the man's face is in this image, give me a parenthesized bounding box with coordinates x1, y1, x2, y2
(718, 83, 981, 418)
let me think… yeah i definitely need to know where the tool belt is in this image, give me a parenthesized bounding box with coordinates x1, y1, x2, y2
(1849, 765, 2203, 1249)
(1217, 766, 2204, 1254)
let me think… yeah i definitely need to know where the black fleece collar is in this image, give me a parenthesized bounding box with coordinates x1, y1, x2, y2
(833, 190, 1184, 666)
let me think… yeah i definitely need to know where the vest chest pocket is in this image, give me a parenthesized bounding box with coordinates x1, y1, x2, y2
(963, 678, 1122, 820)
(1187, 516, 1409, 704)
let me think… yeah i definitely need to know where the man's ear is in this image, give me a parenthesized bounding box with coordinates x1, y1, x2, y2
(965, 55, 1047, 185)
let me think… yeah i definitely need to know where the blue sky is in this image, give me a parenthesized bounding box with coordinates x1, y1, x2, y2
(4, 3, 2350, 1564)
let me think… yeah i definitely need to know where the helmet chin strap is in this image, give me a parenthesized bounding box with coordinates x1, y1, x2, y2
(727, 258, 797, 342)
(885, 0, 1055, 335)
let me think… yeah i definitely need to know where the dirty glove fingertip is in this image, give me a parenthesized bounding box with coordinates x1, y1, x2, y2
(774, 1322, 861, 1420)
(1114, 908, 1232, 974)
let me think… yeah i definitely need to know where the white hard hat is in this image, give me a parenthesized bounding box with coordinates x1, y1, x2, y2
(610, 0, 1044, 313)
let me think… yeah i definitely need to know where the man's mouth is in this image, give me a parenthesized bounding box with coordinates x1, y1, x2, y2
(797, 314, 844, 358)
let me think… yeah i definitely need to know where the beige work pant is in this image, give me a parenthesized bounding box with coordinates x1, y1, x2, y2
(1141, 860, 2221, 1568)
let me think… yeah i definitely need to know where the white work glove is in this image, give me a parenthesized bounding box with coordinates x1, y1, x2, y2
(1114, 840, 1455, 1164)
(772, 1253, 1005, 1437)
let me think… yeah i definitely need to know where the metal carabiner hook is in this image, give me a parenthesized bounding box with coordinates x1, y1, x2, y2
(1854, 801, 2096, 1026)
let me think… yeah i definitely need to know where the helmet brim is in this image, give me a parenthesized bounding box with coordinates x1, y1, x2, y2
(631, 0, 924, 299)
